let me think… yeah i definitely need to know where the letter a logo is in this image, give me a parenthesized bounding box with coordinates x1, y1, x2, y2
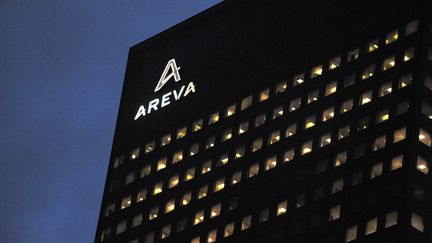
(154, 59, 181, 92)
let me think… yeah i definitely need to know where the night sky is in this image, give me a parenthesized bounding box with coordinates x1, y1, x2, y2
(0, 1, 220, 242)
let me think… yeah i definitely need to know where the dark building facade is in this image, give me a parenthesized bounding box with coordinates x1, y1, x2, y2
(95, 0, 432, 242)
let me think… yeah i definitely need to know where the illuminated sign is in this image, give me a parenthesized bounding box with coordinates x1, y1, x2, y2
(134, 59, 197, 120)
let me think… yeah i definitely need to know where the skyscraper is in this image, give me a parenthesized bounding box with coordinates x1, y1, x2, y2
(95, 0, 432, 242)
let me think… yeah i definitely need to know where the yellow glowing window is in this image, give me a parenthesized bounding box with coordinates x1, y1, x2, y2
(338, 126, 350, 140)
(165, 200, 175, 213)
(334, 151, 347, 166)
(224, 222, 234, 237)
(225, 104, 236, 117)
(238, 121, 249, 134)
(197, 186, 208, 199)
(202, 161, 212, 174)
(305, 115, 316, 129)
(302, 141, 313, 155)
(367, 39, 379, 53)
(325, 82, 337, 96)
(248, 163, 259, 178)
(161, 134, 171, 147)
(268, 130, 280, 145)
(285, 123, 296, 137)
(176, 127, 187, 139)
(329, 56, 341, 70)
(231, 171, 242, 185)
(307, 89, 319, 104)
(192, 119, 203, 132)
(214, 178, 225, 192)
(419, 129, 431, 146)
(221, 129, 232, 142)
(235, 147, 245, 159)
(218, 154, 229, 166)
(181, 193, 191, 206)
(360, 91, 372, 105)
(391, 155, 403, 170)
(399, 74, 412, 88)
(265, 156, 277, 170)
(259, 88, 270, 101)
(273, 106, 284, 119)
(173, 150, 183, 163)
(157, 157, 167, 171)
(207, 230, 217, 243)
(185, 167, 195, 181)
(361, 65, 375, 80)
(168, 175, 179, 188)
(341, 99, 353, 113)
(145, 141, 155, 153)
(153, 183, 163, 195)
(205, 136, 215, 149)
(404, 47, 415, 61)
(393, 127, 406, 142)
(210, 204, 221, 218)
(347, 48, 359, 62)
(377, 110, 389, 123)
(137, 189, 146, 202)
(160, 225, 171, 239)
(385, 30, 399, 44)
(311, 65, 323, 78)
(293, 73, 304, 86)
(275, 81, 287, 94)
(320, 133, 332, 147)
(121, 195, 131, 209)
(382, 56, 396, 71)
(416, 156, 429, 174)
(208, 112, 219, 125)
(130, 148, 140, 160)
(148, 207, 159, 220)
(277, 201, 288, 215)
(379, 82, 392, 97)
(193, 211, 204, 225)
(283, 149, 294, 162)
(322, 107, 335, 122)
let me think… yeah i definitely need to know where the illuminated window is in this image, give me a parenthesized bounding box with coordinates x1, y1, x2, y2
(272, 106, 284, 119)
(231, 171, 242, 185)
(116, 220, 126, 235)
(283, 148, 295, 162)
(225, 104, 236, 117)
(305, 115, 316, 129)
(189, 143, 199, 156)
(419, 128, 431, 146)
(208, 112, 219, 125)
(320, 133, 331, 147)
(251, 137, 263, 152)
(104, 203, 115, 217)
(341, 99, 353, 113)
(289, 97, 301, 111)
(295, 193, 305, 208)
(331, 178, 343, 193)
(335, 151, 347, 167)
(367, 39, 379, 53)
(238, 121, 249, 134)
(302, 140, 313, 155)
(193, 211, 204, 225)
(404, 47, 415, 61)
(224, 222, 234, 237)
(399, 74, 412, 88)
(293, 73, 304, 86)
(307, 89, 319, 104)
(148, 206, 159, 220)
(181, 192, 191, 206)
(130, 148, 140, 160)
(165, 200, 175, 213)
(344, 73, 356, 87)
(405, 20, 419, 35)
(185, 167, 195, 181)
(365, 218, 377, 235)
(275, 81, 287, 94)
(235, 146, 245, 159)
(248, 163, 259, 178)
(347, 48, 359, 62)
(156, 157, 167, 171)
(322, 107, 334, 121)
(131, 214, 142, 227)
(382, 56, 396, 71)
(285, 123, 297, 137)
(265, 156, 277, 171)
(391, 155, 403, 170)
(379, 82, 392, 97)
(254, 113, 266, 127)
(176, 126, 187, 139)
(205, 136, 215, 149)
(113, 156, 124, 168)
(202, 160, 212, 174)
(121, 195, 131, 209)
(373, 135, 386, 151)
(394, 127, 406, 142)
(311, 65, 323, 78)
(207, 229, 217, 243)
(422, 102, 432, 119)
(361, 65, 375, 80)
(214, 178, 225, 192)
(411, 213, 424, 232)
(192, 119, 203, 132)
(137, 189, 146, 202)
(385, 30, 399, 44)
(259, 209, 269, 222)
(221, 129, 232, 142)
(197, 185, 208, 199)
(173, 150, 183, 163)
(329, 56, 341, 70)
(416, 156, 429, 174)
(153, 182, 163, 195)
(259, 88, 270, 102)
(241, 215, 252, 230)
(125, 172, 135, 185)
(377, 109, 389, 123)
(160, 225, 171, 239)
(190, 237, 200, 243)
(370, 163, 383, 178)
(210, 203, 221, 218)
(329, 205, 340, 221)
(268, 130, 280, 145)
(359, 90, 372, 105)
(385, 211, 398, 228)
(325, 81, 337, 96)
(338, 126, 350, 140)
(241, 96, 253, 110)
(161, 134, 171, 147)
(277, 201, 287, 215)
(168, 175, 179, 188)
(345, 225, 357, 242)
(144, 233, 154, 243)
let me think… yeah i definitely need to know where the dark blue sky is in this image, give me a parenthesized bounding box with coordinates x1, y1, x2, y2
(0, 1, 220, 242)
